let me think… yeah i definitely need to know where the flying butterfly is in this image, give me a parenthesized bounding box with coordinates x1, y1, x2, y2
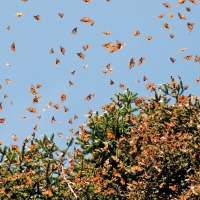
(143, 76, 148, 81)
(71, 70, 75, 75)
(0, 118, 6, 123)
(186, 7, 191, 12)
(60, 46, 65, 55)
(83, 44, 89, 51)
(177, 0, 186, 5)
(15, 12, 25, 17)
(158, 14, 164, 18)
(50, 48, 54, 54)
(194, 55, 200, 63)
(196, 77, 200, 84)
(89, 21, 95, 26)
(163, 2, 172, 8)
(163, 23, 170, 29)
(102, 42, 111, 48)
(83, 0, 92, 2)
(102, 70, 108, 75)
(83, 64, 88, 69)
(12, 134, 18, 141)
(36, 84, 42, 89)
(170, 57, 176, 63)
(64, 106, 69, 112)
(137, 56, 146, 66)
(110, 79, 115, 85)
(27, 107, 37, 113)
(11, 42, 16, 52)
(147, 36, 152, 41)
(187, 22, 195, 34)
(133, 29, 140, 36)
(189, 0, 196, 4)
(53, 104, 60, 110)
(51, 116, 56, 124)
(58, 13, 64, 18)
(71, 27, 77, 34)
(57, 132, 63, 137)
(69, 80, 74, 86)
(30, 85, 38, 95)
(129, 58, 135, 69)
(5, 79, 11, 84)
(169, 13, 174, 20)
(74, 114, 78, 120)
(7, 25, 10, 30)
(80, 17, 92, 22)
(68, 118, 73, 124)
(33, 15, 41, 20)
(103, 31, 112, 35)
(184, 55, 193, 60)
(169, 33, 174, 38)
(56, 58, 60, 66)
(178, 48, 187, 52)
(0, 102, 2, 111)
(4, 94, 8, 98)
(33, 125, 38, 131)
(61, 92, 66, 102)
(77, 52, 85, 60)
(178, 13, 187, 20)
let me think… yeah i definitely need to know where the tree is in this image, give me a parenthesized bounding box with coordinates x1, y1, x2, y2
(1, 77, 200, 199)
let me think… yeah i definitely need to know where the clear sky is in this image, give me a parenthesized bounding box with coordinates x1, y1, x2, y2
(0, 0, 200, 148)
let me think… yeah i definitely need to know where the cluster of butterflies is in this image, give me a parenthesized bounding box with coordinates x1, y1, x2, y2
(1, 0, 199, 144)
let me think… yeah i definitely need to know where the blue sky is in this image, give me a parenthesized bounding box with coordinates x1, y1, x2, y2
(0, 0, 200, 148)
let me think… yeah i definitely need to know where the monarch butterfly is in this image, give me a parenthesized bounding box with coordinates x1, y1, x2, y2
(133, 29, 140, 36)
(58, 13, 64, 18)
(169, 185, 177, 191)
(11, 42, 16, 52)
(163, 23, 170, 29)
(5, 79, 10, 84)
(33, 125, 38, 131)
(50, 116, 56, 124)
(196, 77, 200, 84)
(143, 76, 148, 81)
(0, 85, 2, 89)
(186, 7, 191, 12)
(64, 106, 69, 112)
(102, 42, 111, 48)
(4, 94, 8, 98)
(61, 92, 66, 102)
(74, 114, 78, 120)
(21, 0, 28, 2)
(30, 85, 38, 95)
(147, 36, 152, 41)
(74, 131, 79, 136)
(103, 31, 112, 35)
(83, 0, 92, 2)
(69, 80, 74, 86)
(129, 58, 135, 69)
(50, 48, 54, 54)
(11, 145, 19, 151)
(178, 13, 187, 20)
(33, 15, 41, 20)
(83, 64, 88, 69)
(68, 118, 73, 124)
(77, 52, 85, 60)
(170, 57, 176, 63)
(85, 94, 92, 100)
(36, 84, 42, 89)
(80, 17, 92, 22)
(71, 70, 75, 75)
(15, 12, 25, 17)
(31, 132, 35, 137)
(119, 83, 126, 89)
(21, 115, 26, 119)
(0, 118, 6, 123)
(187, 22, 195, 33)
(69, 129, 74, 133)
(71, 27, 77, 34)
(184, 55, 193, 60)
(189, 0, 196, 4)
(116, 40, 126, 50)
(27, 107, 37, 113)
(177, 0, 186, 5)
(168, 13, 174, 20)
(53, 104, 60, 110)
(60, 46, 65, 55)
(7, 25, 10, 30)
(146, 83, 155, 90)
(135, 79, 140, 83)
(169, 33, 174, 38)
(178, 48, 187, 52)
(82, 44, 89, 51)
(107, 130, 115, 139)
(37, 115, 41, 120)
(163, 2, 172, 8)
(106, 63, 111, 70)
(57, 132, 63, 137)
(0, 102, 2, 111)
(56, 58, 60, 66)
(89, 21, 95, 26)
(158, 14, 164, 18)
(102, 70, 108, 75)
(32, 96, 40, 104)
(138, 56, 146, 66)
(42, 189, 53, 197)
(12, 134, 18, 141)
(110, 79, 115, 85)
(194, 55, 200, 63)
